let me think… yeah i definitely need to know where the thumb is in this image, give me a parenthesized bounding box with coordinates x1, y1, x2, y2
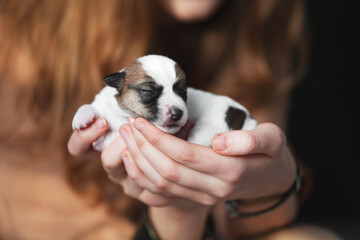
(68, 118, 108, 157)
(211, 123, 286, 157)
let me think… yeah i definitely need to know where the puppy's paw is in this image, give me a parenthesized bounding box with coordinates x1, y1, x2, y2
(72, 104, 99, 130)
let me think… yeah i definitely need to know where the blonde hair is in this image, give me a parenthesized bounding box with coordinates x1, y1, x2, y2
(0, 0, 306, 221)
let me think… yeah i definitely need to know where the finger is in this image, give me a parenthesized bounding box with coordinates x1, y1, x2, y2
(68, 118, 108, 157)
(123, 123, 220, 204)
(120, 124, 171, 190)
(121, 177, 175, 207)
(132, 118, 226, 174)
(130, 122, 229, 199)
(101, 135, 127, 182)
(122, 150, 214, 205)
(212, 123, 286, 157)
(122, 149, 171, 195)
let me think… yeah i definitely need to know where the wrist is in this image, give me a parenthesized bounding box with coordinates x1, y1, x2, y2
(226, 161, 301, 218)
(148, 204, 209, 240)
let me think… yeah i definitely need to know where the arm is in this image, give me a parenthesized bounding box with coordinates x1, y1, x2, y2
(149, 205, 208, 240)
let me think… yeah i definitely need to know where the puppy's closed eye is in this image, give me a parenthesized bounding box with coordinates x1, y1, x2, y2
(130, 82, 163, 104)
(138, 82, 160, 92)
(173, 80, 187, 102)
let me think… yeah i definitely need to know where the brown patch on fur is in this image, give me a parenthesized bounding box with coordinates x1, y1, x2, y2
(173, 63, 188, 102)
(123, 61, 149, 85)
(225, 107, 246, 130)
(115, 60, 151, 117)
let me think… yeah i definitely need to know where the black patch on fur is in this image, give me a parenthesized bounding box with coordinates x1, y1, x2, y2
(173, 79, 187, 102)
(225, 107, 247, 130)
(129, 82, 164, 122)
(103, 72, 126, 90)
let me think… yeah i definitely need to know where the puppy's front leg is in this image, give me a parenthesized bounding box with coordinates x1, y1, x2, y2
(72, 104, 100, 130)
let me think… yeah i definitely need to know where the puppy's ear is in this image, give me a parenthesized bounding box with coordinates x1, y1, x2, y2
(103, 71, 126, 89)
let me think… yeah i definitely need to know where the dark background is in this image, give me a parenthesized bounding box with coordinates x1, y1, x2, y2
(288, 1, 359, 239)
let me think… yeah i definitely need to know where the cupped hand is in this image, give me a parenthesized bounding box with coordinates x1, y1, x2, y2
(101, 120, 198, 208)
(67, 115, 197, 207)
(118, 118, 297, 206)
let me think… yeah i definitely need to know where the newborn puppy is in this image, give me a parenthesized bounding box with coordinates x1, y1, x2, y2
(72, 55, 257, 151)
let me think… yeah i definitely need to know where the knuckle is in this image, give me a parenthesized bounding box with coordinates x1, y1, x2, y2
(150, 134, 163, 148)
(128, 172, 140, 183)
(214, 185, 233, 199)
(126, 167, 140, 182)
(158, 164, 180, 183)
(177, 150, 196, 164)
(136, 137, 146, 149)
(155, 179, 169, 190)
(226, 166, 245, 184)
(200, 196, 218, 206)
(129, 149, 139, 161)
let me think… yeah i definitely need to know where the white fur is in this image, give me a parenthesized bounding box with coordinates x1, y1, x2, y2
(186, 88, 257, 146)
(72, 86, 132, 150)
(138, 55, 188, 133)
(72, 55, 257, 151)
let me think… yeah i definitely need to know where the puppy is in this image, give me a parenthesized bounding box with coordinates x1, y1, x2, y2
(72, 55, 257, 151)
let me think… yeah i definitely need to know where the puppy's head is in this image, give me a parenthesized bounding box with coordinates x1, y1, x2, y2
(103, 55, 188, 134)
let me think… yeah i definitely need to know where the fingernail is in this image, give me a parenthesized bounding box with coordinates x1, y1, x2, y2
(134, 121, 145, 133)
(120, 128, 129, 141)
(94, 118, 106, 129)
(128, 117, 135, 126)
(214, 134, 229, 151)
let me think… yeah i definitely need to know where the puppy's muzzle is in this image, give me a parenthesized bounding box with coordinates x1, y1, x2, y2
(169, 106, 183, 122)
(164, 106, 183, 126)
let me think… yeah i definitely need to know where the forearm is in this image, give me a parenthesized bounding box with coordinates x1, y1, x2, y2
(149, 204, 209, 240)
(213, 194, 298, 239)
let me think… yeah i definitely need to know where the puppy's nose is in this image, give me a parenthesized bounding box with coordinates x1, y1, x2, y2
(169, 107, 183, 122)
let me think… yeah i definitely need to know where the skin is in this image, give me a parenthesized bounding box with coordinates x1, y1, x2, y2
(154, 0, 225, 22)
